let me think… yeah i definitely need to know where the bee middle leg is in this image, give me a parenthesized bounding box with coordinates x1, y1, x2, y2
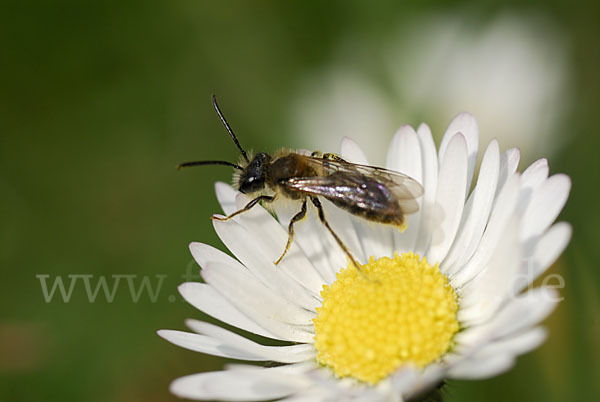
(274, 198, 307, 265)
(212, 195, 276, 221)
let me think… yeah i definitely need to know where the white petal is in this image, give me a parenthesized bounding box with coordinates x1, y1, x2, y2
(226, 362, 316, 374)
(471, 327, 548, 359)
(426, 133, 468, 264)
(232, 194, 326, 294)
(159, 329, 258, 360)
(202, 262, 315, 343)
(458, 215, 521, 325)
(451, 174, 520, 287)
(213, 184, 330, 294)
(159, 329, 268, 361)
(447, 353, 514, 380)
(189, 243, 319, 339)
(442, 140, 500, 275)
(516, 159, 550, 219)
(321, 198, 368, 267)
(390, 368, 419, 397)
(213, 187, 323, 308)
(190, 242, 246, 271)
(387, 125, 423, 183)
(215, 181, 240, 215)
(438, 112, 479, 196)
(520, 174, 571, 243)
(341, 138, 394, 259)
(170, 366, 308, 401)
(450, 326, 548, 381)
(516, 222, 572, 293)
(273, 201, 339, 284)
(175, 321, 315, 363)
(352, 217, 395, 260)
(496, 147, 520, 197)
(521, 158, 549, 191)
(413, 123, 438, 255)
(399, 365, 446, 401)
(278, 391, 336, 402)
(202, 260, 316, 326)
(455, 287, 559, 347)
(386, 125, 423, 253)
(212, 217, 320, 311)
(340, 137, 369, 164)
(179, 281, 278, 340)
(276, 394, 315, 402)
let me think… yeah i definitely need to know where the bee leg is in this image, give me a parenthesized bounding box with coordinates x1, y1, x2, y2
(309, 197, 367, 277)
(274, 198, 307, 265)
(212, 195, 276, 221)
(320, 153, 352, 171)
(321, 153, 347, 163)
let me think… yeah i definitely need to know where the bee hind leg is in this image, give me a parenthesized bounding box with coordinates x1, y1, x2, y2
(212, 195, 276, 221)
(321, 153, 347, 162)
(274, 198, 307, 265)
(310, 197, 371, 280)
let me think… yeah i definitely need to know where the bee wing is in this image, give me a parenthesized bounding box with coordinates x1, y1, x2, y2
(300, 155, 423, 199)
(287, 155, 424, 215)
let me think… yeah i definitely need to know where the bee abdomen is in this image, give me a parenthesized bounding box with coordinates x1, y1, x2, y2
(330, 199, 406, 227)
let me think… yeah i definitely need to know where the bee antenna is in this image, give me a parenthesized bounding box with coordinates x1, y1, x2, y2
(212, 95, 249, 163)
(177, 160, 244, 171)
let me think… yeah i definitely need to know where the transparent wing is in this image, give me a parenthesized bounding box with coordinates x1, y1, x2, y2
(285, 155, 423, 215)
(301, 155, 423, 198)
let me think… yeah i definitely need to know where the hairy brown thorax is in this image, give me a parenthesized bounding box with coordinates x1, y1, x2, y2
(268, 153, 319, 199)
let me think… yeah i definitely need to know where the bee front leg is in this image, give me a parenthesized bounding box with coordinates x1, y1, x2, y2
(212, 195, 276, 221)
(274, 198, 307, 265)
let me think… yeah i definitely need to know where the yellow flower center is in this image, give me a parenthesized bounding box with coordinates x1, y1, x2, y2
(313, 252, 459, 384)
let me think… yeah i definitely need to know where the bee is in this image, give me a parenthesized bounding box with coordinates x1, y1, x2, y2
(179, 95, 424, 270)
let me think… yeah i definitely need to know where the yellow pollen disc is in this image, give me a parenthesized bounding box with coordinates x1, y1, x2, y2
(313, 252, 459, 384)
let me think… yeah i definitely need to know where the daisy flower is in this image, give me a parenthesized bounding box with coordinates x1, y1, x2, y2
(159, 113, 571, 401)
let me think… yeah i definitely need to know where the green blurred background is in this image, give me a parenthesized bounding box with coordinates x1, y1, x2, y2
(1, 1, 598, 401)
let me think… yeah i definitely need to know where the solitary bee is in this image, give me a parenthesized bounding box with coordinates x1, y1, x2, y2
(179, 96, 424, 269)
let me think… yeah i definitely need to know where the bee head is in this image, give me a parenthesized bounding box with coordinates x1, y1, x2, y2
(238, 152, 271, 194)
